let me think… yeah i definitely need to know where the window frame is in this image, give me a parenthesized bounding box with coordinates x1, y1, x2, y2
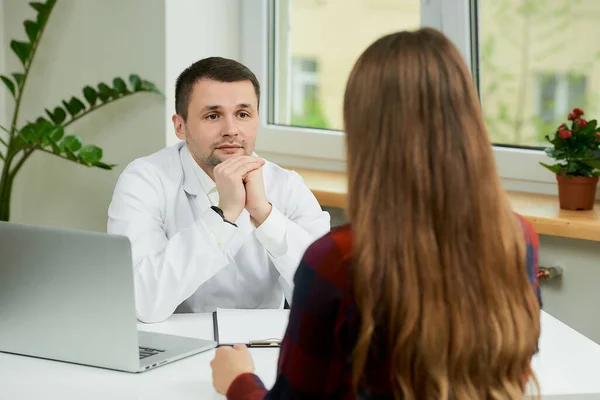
(240, 0, 562, 194)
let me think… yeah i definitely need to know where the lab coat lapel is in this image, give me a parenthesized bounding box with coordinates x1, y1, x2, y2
(179, 145, 211, 221)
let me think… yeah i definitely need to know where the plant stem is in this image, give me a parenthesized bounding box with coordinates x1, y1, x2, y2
(9, 1, 57, 140)
(9, 148, 36, 179)
(0, 155, 15, 222)
(0, 125, 9, 156)
(0, 174, 13, 222)
(0, 0, 57, 221)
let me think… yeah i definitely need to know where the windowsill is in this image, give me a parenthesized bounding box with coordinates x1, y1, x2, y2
(291, 167, 600, 242)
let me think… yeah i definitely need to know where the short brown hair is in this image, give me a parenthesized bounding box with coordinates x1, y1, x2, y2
(175, 57, 260, 120)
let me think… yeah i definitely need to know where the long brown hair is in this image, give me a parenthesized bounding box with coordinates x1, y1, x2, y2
(344, 28, 540, 399)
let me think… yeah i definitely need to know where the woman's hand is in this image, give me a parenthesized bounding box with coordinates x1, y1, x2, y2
(210, 344, 256, 394)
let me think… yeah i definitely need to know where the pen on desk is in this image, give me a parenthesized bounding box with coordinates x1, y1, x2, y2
(249, 338, 281, 347)
(212, 312, 219, 344)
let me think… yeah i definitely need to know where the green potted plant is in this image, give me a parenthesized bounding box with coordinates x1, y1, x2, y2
(0, 0, 162, 221)
(540, 107, 600, 210)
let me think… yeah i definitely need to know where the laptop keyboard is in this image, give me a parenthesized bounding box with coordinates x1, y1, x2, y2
(139, 346, 165, 360)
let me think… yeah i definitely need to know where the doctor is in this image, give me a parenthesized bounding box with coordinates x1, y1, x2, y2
(107, 57, 330, 323)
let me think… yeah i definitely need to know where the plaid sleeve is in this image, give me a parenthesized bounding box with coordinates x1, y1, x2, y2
(516, 214, 542, 307)
(227, 233, 346, 400)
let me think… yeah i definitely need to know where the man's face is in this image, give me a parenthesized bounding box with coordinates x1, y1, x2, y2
(173, 79, 259, 168)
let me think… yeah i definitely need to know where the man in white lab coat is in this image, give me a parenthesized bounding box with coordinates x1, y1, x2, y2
(107, 57, 330, 323)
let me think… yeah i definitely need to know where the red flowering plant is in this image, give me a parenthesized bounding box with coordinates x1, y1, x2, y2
(540, 108, 600, 176)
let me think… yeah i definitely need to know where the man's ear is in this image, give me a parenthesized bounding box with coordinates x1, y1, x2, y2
(172, 114, 186, 140)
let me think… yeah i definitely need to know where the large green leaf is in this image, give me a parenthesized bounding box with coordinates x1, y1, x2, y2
(24, 20, 39, 42)
(92, 161, 115, 170)
(585, 120, 597, 133)
(41, 125, 64, 147)
(16, 119, 63, 148)
(566, 162, 583, 175)
(38, 122, 55, 147)
(64, 147, 77, 161)
(78, 144, 102, 165)
(60, 135, 82, 153)
(45, 107, 67, 125)
(37, 75, 161, 136)
(62, 97, 86, 117)
(97, 83, 115, 102)
(83, 86, 98, 106)
(10, 40, 32, 66)
(12, 73, 24, 88)
(29, 2, 45, 13)
(584, 160, 600, 169)
(19, 123, 41, 144)
(140, 79, 162, 95)
(18, 120, 54, 145)
(1, 75, 16, 97)
(539, 162, 564, 174)
(50, 125, 64, 142)
(11, 135, 28, 153)
(47, 137, 61, 154)
(113, 77, 129, 95)
(129, 74, 142, 91)
(30, 1, 52, 26)
(545, 147, 567, 160)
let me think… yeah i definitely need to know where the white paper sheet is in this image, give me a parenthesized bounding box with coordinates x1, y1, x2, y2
(215, 308, 290, 345)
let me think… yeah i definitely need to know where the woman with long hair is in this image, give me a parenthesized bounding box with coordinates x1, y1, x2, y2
(210, 27, 541, 400)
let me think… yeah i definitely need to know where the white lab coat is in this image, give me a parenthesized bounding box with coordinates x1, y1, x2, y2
(107, 141, 330, 323)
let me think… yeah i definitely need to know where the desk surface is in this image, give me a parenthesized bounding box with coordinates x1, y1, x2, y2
(1, 312, 600, 399)
(291, 167, 600, 242)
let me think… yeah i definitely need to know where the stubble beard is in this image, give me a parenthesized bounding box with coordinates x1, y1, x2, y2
(201, 145, 250, 167)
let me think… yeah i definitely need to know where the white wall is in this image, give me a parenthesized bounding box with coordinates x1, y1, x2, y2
(3, 0, 166, 231)
(538, 236, 600, 344)
(164, 0, 240, 146)
(2, 0, 244, 231)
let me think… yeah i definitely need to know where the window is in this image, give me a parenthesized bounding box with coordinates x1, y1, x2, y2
(240, 0, 454, 168)
(479, 0, 600, 148)
(290, 57, 329, 129)
(536, 72, 587, 127)
(537, 73, 560, 125)
(241, 0, 579, 193)
(270, 0, 421, 131)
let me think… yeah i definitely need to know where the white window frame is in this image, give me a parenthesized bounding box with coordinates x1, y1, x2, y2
(240, 0, 563, 195)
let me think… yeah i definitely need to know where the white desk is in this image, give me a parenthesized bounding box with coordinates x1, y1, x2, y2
(1, 311, 600, 399)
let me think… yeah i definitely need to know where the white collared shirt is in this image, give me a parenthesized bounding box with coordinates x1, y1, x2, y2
(107, 141, 330, 323)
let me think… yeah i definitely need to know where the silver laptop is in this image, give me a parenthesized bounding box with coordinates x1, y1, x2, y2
(0, 221, 216, 372)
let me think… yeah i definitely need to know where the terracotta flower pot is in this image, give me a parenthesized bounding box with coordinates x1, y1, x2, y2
(556, 175, 599, 211)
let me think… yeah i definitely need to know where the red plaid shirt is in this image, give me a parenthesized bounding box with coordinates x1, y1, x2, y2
(227, 215, 541, 399)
